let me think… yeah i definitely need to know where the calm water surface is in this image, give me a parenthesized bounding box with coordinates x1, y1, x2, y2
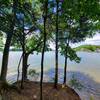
(0, 51, 100, 83)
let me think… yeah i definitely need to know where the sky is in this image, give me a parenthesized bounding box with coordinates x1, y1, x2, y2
(2, 31, 100, 49)
(71, 33, 100, 48)
(50, 33, 100, 49)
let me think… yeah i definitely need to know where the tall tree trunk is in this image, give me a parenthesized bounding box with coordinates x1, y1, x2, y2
(40, 1, 48, 100)
(21, 52, 25, 89)
(40, 39, 45, 100)
(63, 40, 69, 85)
(23, 53, 29, 80)
(54, 0, 59, 89)
(21, 18, 25, 89)
(0, 0, 17, 81)
(17, 53, 29, 82)
(63, 55, 67, 84)
(0, 34, 13, 81)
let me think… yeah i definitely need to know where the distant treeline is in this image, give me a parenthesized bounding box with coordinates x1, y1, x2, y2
(74, 45, 100, 52)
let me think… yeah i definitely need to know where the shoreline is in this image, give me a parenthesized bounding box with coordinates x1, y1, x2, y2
(7, 70, 100, 100)
(1, 81, 81, 100)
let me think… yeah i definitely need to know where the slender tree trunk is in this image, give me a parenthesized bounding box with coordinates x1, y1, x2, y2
(23, 53, 29, 80)
(40, 1, 48, 100)
(54, 0, 59, 89)
(21, 52, 25, 89)
(18, 53, 29, 82)
(21, 18, 25, 89)
(0, 0, 17, 81)
(63, 56, 67, 84)
(40, 40, 45, 100)
(17, 54, 23, 82)
(63, 40, 69, 85)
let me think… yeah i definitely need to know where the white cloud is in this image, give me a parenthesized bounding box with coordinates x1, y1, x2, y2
(71, 33, 100, 48)
(50, 33, 100, 49)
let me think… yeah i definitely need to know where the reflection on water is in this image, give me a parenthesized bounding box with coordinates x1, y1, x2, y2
(0, 51, 100, 83)
(7, 69, 100, 100)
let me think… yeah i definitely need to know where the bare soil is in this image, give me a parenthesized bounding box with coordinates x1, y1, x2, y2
(1, 81, 81, 100)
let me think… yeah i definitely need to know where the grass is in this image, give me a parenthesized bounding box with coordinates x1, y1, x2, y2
(74, 45, 100, 52)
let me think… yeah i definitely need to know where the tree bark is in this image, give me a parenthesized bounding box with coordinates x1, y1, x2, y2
(40, 1, 48, 100)
(63, 40, 69, 85)
(0, 34, 12, 81)
(63, 56, 67, 84)
(54, 0, 59, 89)
(0, 0, 17, 82)
(17, 54, 23, 82)
(23, 53, 29, 80)
(21, 17, 25, 89)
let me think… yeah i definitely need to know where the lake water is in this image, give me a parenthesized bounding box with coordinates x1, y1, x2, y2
(0, 51, 100, 83)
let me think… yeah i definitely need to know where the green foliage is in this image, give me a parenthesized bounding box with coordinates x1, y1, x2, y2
(60, 43, 81, 63)
(61, 0, 100, 43)
(26, 35, 41, 52)
(74, 45, 100, 52)
(0, 0, 100, 91)
(67, 47, 81, 63)
(0, 48, 3, 51)
(62, 0, 100, 21)
(0, 0, 13, 33)
(28, 69, 39, 77)
(28, 69, 40, 81)
(10, 0, 44, 53)
(58, 0, 100, 66)
(0, 38, 3, 48)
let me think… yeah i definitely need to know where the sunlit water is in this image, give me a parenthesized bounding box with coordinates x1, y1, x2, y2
(0, 51, 100, 83)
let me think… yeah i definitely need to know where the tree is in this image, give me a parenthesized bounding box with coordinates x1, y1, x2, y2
(12, 1, 51, 91)
(59, 0, 100, 85)
(12, 0, 43, 88)
(0, 0, 18, 82)
(40, 0, 48, 99)
(22, 35, 43, 81)
(60, 42, 80, 85)
(54, 0, 59, 89)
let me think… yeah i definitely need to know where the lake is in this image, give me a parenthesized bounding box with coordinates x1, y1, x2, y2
(0, 51, 100, 83)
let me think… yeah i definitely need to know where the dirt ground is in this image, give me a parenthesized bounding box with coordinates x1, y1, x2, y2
(1, 81, 81, 100)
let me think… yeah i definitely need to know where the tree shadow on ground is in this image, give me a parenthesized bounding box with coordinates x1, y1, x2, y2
(7, 68, 100, 100)
(45, 68, 100, 100)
